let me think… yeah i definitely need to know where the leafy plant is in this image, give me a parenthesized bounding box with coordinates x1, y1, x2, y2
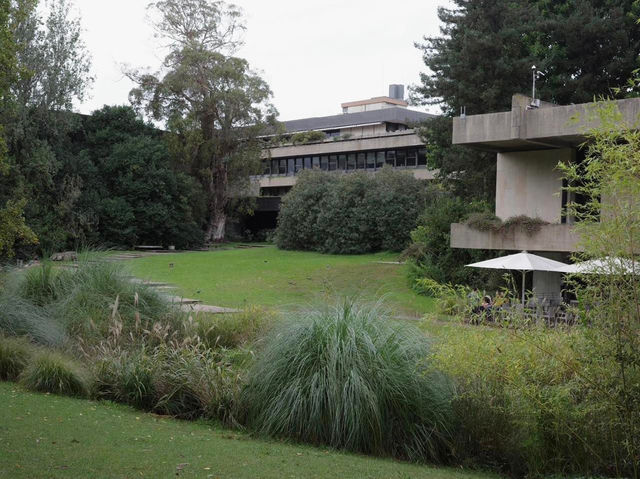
(20, 350, 90, 397)
(243, 298, 454, 462)
(0, 335, 35, 381)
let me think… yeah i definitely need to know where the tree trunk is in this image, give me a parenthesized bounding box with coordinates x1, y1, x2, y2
(204, 161, 228, 244)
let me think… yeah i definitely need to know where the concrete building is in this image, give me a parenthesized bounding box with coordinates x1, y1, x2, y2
(247, 85, 437, 231)
(450, 93, 640, 298)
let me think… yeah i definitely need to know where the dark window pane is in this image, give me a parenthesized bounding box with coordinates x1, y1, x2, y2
(357, 153, 366, 169)
(288, 158, 295, 174)
(304, 157, 312, 169)
(407, 149, 417, 167)
(263, 160, 270, 175)
(279, 159, 287, 174)
(329, 155, 338, 171)
(271, 159, 278, 174)
(366, 152, 375, 169)
(417, 148, 427, 166)
(386, 150, 396, 166)
(312, 156, 320, 169)
(320, 156, 329, 170)
(376, 151, 385, 168)
(338, 154, 347, 170)
(396, 150, 406, 167)
(295, 158, 303, 173)
(347, 154, 356, 170)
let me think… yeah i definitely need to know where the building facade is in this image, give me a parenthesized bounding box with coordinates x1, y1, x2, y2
(254, 85, 437, 198)
(450, 93, 640, 297)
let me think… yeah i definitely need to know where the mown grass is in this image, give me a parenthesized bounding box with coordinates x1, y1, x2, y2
(0, 382, 500, 479)
(129, 246, 435, 316)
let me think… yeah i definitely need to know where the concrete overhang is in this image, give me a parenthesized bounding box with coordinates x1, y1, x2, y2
(453, 95, 640, 152)
(263, 131, 425, 159)
(450, 223, 583, 253)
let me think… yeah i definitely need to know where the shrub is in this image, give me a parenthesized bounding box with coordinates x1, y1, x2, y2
(0, 336, 35, 381)
(275, 170, 337, 251)
(502, 215, 549, 234)
(431, 326, 627, 476)
(404, 192, 503, 288)
(290, 131, 326, 145)
(276, 169, 426, 254)
(92, 350, 157, 410)
(152, 345, 241, 423)
(17, 262, 69, 306)
(196, 307, 275, 349)
(465, 211, 502, 232)
(243, 299, 454, 462)
(20, 350, 90, 397)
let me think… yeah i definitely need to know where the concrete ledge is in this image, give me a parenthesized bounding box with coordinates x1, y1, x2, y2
(265, 131, 424, 158)
(450, 223, 582, 252)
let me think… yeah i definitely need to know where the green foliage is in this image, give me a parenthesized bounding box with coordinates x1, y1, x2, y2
(92, 349, 157, 410)
(414, 278, 473, 318)
(17, 261, 68, 305)
(413, 0, 640, 201)
(557, 100, 640, 475)
(77, 105, 204, 249)
(465, 212, 549, 235)
(290, 130, 326, 145)
(196, 306, 274, 349)
(20, 350, 90, 397)
(403, 192, 501, 288)
(464, 211, 502, 232)
(432, 326, 629, 477)
(243, 299, 454, 463)
(152, 344, 241, 424)
(0, 198, 38, 258)
(0, 335, 34, 380)
(275, 168, 426, 254)
(0, 292, 67, 347)
(128, 0, 277, 243)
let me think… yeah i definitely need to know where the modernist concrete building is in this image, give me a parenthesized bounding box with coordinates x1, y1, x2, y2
(450, 93, 640, 298)
(245, 85, 437, 231)
(254, 85, 436, 197)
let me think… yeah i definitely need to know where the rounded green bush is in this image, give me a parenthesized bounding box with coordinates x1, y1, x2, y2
(19, 351, 90, 397)
(0, 336, 35, 381)
(243, 299, 454, 462)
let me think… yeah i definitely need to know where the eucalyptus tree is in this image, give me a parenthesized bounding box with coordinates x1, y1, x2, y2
(129, 0, 277, 243)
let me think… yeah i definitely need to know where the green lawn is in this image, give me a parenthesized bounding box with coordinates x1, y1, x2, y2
(0, 382, 497, 479)
(128, 246, 435, 316)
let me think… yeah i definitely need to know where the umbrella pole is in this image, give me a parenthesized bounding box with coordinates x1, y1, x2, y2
(522, 270, 526, 305)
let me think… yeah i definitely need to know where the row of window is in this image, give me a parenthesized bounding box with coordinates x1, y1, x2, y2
(262, 147, 428, 175)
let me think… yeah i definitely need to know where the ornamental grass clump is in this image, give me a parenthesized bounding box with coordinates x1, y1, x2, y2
(0, 336, 35, 381)
(20, 350, 91, 397)
(243, 299, 454, 463)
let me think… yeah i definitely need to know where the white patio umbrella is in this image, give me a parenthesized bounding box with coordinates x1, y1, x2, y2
(466, 251, 568, 304)
(555, 256, 639, 275)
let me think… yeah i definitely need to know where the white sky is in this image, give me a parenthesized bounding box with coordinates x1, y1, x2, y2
(72, 0, 449, 121)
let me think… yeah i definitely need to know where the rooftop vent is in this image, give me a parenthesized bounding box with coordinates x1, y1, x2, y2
(389, 84, 404, 101)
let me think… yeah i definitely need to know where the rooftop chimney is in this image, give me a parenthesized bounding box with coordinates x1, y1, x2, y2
(389, 84, 404, 101)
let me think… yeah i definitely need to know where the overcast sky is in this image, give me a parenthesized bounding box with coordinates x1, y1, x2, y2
(72, 0, 450, 121)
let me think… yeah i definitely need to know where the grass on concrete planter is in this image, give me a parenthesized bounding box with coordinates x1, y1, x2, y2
(243, 298, 454, 463)
(0, 336, 35, 381)
(19, 350, 91, 398)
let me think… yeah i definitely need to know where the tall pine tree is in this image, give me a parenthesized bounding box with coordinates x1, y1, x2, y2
(413, 0, 640, 201)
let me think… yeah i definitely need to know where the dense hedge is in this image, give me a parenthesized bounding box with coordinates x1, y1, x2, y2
(275, 168, 426, 254)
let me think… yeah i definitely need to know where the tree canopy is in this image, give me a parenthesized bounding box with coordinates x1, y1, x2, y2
(413, 0, 640, 201)
(129, 0, 277, 243)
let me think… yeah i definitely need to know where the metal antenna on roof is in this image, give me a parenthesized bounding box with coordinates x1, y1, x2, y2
(530, 65, 545, 108)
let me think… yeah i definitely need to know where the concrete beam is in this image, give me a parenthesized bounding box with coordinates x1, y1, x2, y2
(450, 223, 582, 253)
(264, 131, 424, 159)
(453, 97, 640, 152)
